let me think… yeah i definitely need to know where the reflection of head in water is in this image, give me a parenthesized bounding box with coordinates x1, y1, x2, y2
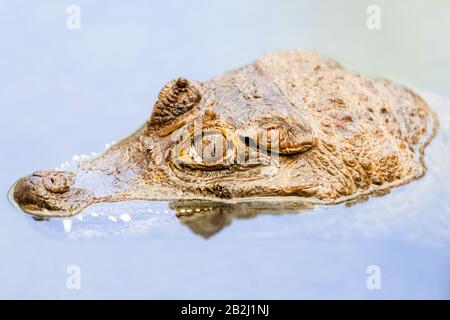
(170, 199, 315, 238)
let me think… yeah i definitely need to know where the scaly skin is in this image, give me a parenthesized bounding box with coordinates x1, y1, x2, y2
(12, 49, 438, 217)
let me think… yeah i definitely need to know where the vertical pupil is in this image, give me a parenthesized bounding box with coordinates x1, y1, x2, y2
(194, 131, 228, 164)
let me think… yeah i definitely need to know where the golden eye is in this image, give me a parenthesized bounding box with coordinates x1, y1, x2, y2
(191, 129, 234, 166)
(194, 132, 227, 164)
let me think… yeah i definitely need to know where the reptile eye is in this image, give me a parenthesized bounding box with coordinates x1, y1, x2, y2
(257, 116, 316, 155)
(175, 129, 236, 170)
(194, 131, 229, 165)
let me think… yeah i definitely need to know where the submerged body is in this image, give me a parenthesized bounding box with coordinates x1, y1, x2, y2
(13, 49, 437, 216)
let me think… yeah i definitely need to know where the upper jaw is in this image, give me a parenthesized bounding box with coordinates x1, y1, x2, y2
(12, 170, 95, 217)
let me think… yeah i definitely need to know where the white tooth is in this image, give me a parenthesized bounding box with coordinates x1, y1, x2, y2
(62, 219, 72, 233)
(119, 214, 131, 222)
(108, 216, 117, 222)
(195, 208, 201, 212)
(180, 209, 186, 213)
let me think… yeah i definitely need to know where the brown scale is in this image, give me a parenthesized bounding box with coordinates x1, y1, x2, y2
(148, 77, 202, 128)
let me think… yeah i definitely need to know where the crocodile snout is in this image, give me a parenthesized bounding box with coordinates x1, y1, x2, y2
(13, 170, 94, 216)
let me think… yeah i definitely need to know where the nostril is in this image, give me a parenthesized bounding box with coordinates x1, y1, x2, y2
(43, 176, 69, 193)
(41, 172, 73, 194)
(28, 170, 73, 194)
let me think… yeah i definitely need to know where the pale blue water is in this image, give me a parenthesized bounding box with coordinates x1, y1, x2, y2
(1, 1, 449, 299)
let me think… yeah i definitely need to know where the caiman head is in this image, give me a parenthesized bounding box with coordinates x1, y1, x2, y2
(12, 50, 434, 217)
(12, 75, 323, 216)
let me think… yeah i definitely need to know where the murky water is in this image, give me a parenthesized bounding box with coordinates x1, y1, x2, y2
(1, 1, 450, 299)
